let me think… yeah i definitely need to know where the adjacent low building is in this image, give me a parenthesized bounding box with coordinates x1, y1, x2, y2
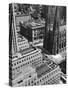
(10, 66, 37, 86)
(15, 14, 31, 32)
(17, 35, 29, 51)
(10, 58, 61, 86)
(9, 47, 42, 81)
(20, 20, 45, 46)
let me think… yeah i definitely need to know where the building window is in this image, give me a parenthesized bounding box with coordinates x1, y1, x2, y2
(14, 63, 16, 66)
(31, 56, 32, 58)
(24, 59, 26, 61)
(19, 61, 21, 63)
(28, 82, 30, 85)
(64, 42, 66, 47)
(18, 66, 20, 68)
(12, 68, 14, 71)
(16, 67, 17, 70)
(17, 80, 23, 84)
(59, 44, 61, 49)
(34, 33, 36, 36)
(30, 61, 31, 63)
(26, 62, 27, 65)
(29, 57, 30, 59)
(29, 75, 31, 78)
(17, 62, 19, 64)
(40, 79, 41, 82)
(28, 62, 29, 64)
(43, 82, 45, 85)
(12, 64, 13, 66)
(25, 84, 27, 86)
(37, 81, 39, 84)
(34, 77, 36, 81)
(45, 76, 46, 79)
(34, 83, 36, 85)
(31, 81, 33, 83)
(62, 43, 63, 48)
(22, 60, 23, 62)
(47, 75, 48, 78)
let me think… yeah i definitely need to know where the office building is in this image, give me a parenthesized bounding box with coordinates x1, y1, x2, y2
(9, 3, 31, 55)
(10, 65, 37, 86)
(20, 20, 45, 45)
(17, 35, 29, 51)
(9, 47, 43, 80)
(58, 24, 66, 53)
(43, 6, 66, 55)
(10, 58, 61, 86)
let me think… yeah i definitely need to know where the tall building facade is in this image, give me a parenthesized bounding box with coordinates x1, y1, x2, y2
(9, 3, 31, 55)
(43, 6, 66, 55)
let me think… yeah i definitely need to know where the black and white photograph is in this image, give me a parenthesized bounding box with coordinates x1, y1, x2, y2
(9, 3, 66, 87)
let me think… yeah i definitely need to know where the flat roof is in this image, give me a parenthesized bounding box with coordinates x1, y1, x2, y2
(12, 47, 38, 62)
(17, 38, 25, 42)
(27, 21, 45, 29)
(19, 66, 35, 76)
(20, 21, 45, 30)
(13, 65, 35, 80)
(19, 46, 36, 55)
(28, 24, 45, 29)
(9, 53, 18, 59)
(36, 63, 51, 78)
(36, 60, 57, 78)
(17, 36, 28, 43)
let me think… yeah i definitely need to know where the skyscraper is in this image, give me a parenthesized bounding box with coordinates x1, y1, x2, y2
(43, 6, 66, 55)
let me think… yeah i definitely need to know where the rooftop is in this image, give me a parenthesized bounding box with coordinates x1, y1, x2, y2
(27, 22, 45, 29)
(19, 46, 36, 55)
(13, 65, 36, 80)
(36, 60, 57, 78)
(17, 36, 28, 43)
(20, 20, 45, 29)
(11, 47, 39, 62)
